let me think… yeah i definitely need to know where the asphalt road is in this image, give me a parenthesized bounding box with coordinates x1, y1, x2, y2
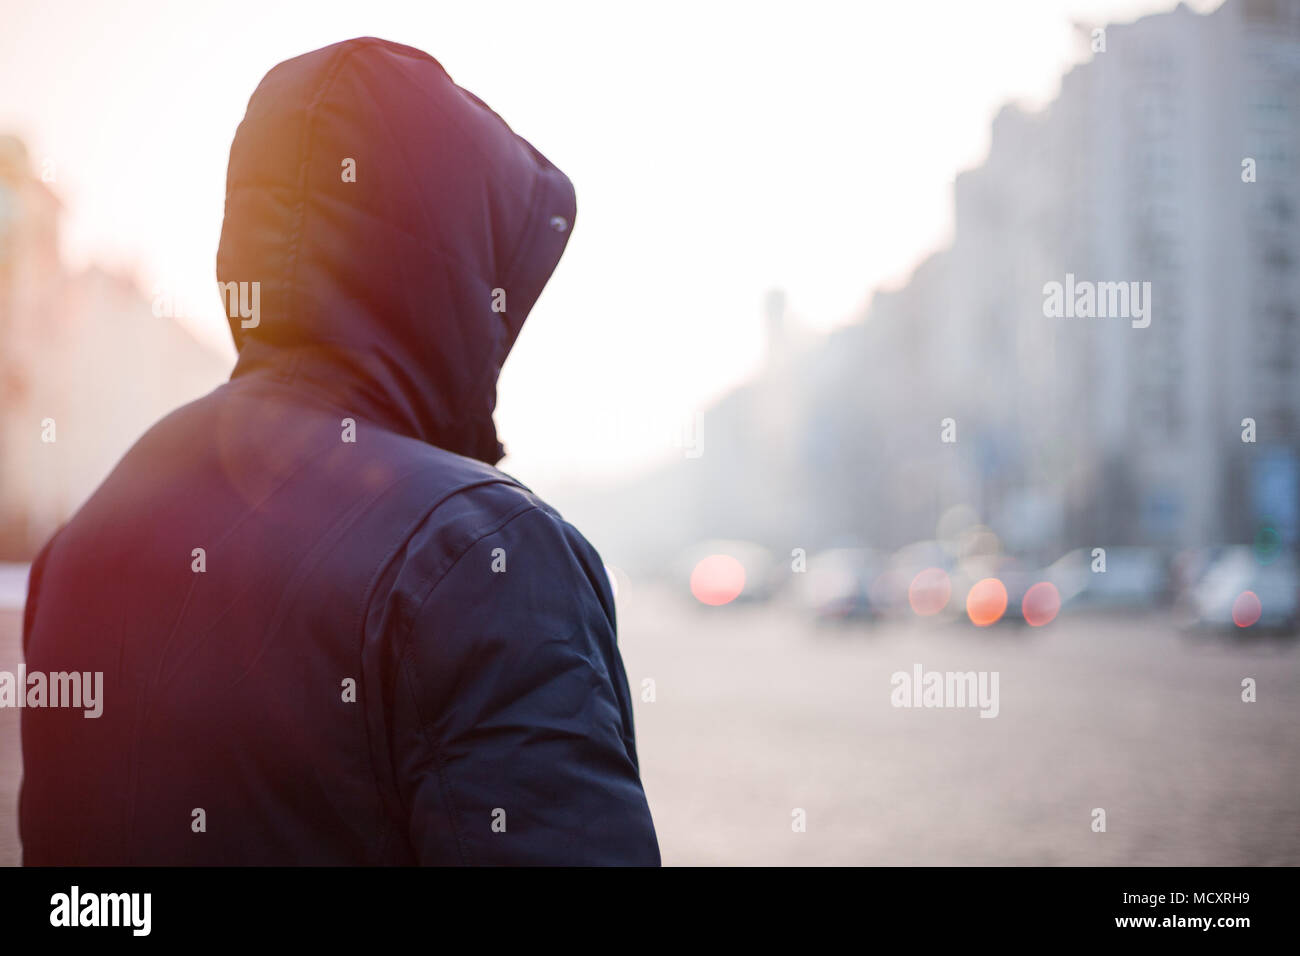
(2, 589, 1298, 866)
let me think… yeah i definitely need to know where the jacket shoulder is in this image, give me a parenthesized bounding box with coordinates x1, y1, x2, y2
(399, 440, 555, 536)
(373, 439, 606, 616)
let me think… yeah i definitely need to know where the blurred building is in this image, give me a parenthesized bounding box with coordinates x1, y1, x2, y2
(887, 0, 1300, 554)
(577, 0, 1300, 573)
(0, 135, 231, 560)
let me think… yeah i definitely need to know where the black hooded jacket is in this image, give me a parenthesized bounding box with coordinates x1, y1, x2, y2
(19, 37, 659, 865)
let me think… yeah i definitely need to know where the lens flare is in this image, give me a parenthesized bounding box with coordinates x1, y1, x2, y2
(908, 567, 951, 616)
(1232, 590, 1262, 628)
(1021, 581, 1061, 627)
(1254, 524, 1281, 563)
(690, 554, 746, 606)
(966, 577, 1007, 627)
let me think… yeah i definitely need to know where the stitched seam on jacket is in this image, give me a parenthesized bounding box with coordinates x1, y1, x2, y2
(279, 44, 355, 385)
(396, 503, 551, 864)
(400, 663, 469, 865)
(355, 474, 519, 860)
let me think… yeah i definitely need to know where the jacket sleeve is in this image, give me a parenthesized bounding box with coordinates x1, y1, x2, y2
(390, 502, 659, 865)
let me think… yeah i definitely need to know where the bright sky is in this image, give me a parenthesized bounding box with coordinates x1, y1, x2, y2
(0, 0, 1221, 486)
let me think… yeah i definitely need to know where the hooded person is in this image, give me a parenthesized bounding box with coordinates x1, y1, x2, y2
(19, 37, 659, 865)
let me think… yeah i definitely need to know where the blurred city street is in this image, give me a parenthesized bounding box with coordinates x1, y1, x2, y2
(617, 585, 1300, 866)
(6, 586, 1296, 867)
(2, 0, 1298, 879)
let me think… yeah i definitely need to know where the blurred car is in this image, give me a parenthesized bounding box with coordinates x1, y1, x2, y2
(676, 538, 781, 604)
(1047, 546, 1172, 610)
(1183, 546, 1298, 631)
(993, 560, 1045, 624)
(942, 554, 1064, 627)
(795, 547, 884, 621)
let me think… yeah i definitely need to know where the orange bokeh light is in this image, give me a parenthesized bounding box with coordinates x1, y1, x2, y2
(690, 554, 746, 606)
(908, 567, 951, 616)
(966, 577, 1007, 627)
(1021, 581, 1061, 627)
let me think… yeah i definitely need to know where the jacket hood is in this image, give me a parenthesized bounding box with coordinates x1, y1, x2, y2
(217, 37, 576, 464)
